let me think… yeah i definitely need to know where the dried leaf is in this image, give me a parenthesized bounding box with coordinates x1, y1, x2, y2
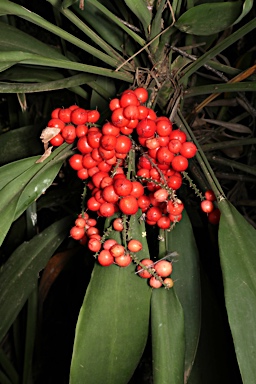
(35, 146, 53, 163)
(202, 118, 252, 134)
(40, 127, 60, 143)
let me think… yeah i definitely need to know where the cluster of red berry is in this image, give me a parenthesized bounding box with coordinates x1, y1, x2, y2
(46, 106, 100, 147)
(201, 189, 221, 225)
(44, 86, 218, 288)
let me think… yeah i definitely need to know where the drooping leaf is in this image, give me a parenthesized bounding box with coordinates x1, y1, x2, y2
(151, 288, 185, 384)
(167, 211, 201, 382)
(0, 216, 72, 341)
(175, 2, 243, 36)
(218, 200, 256, 384)
(0, 2, 126, 69)
(70, 212, 152, 384)
(234, 0, 254, 24)
(0, 125, 42, 165)
(0, 144, 72, 246)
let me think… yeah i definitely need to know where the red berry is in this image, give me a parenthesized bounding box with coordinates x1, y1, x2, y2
(201, 200, 214, 213)
(109, 244, 125, 258)
(154, 260, 172, 277)
(98, 250, 114, 266)
(172, 155, 189, 172)
(58, 108, 72, 123)
(137, 259, 154, 278)
(149, 277, 162, 288)
(136, 118, 156, 138)
(87, 109, 100, 123)
(71, 108, 88, 125)
(88, 237, 102, 252)
(205, 189, 216, 201)
(50, 133, 64, 147)
(115, 254, 132, 267)
(180, 142, 197, 158)
(208, 208, 221, 225)
(119, 195, 139, 215)
(134, 87, 148, 103)
(127, 239, 142, 253)
(112, 218, 124, 231)
(70, 226, 85, 240)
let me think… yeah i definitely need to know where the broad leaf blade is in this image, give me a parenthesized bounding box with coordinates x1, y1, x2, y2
(218, 200, 256, 384)
(151, 288, 185, 384)
(0, 216, 72, 341)
(70, 212, 152, 384)
(175, 2, 242, 36)
(167, 211, 201, 382)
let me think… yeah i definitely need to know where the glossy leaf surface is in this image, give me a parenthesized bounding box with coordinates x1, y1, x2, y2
(175, 2, 242, 35)
(0, 144, 72, 246)
(0, 216, 72, 341)
(218, 200, 256, 384)
(70, 212, 152, 384)
(167, 211, 201, 382)
(151, 288, 185, 384)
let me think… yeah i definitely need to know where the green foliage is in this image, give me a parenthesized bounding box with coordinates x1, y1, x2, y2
(70, 213, 152, 384)
(0, 0, 256, 383)
(219, 201, 256, 384)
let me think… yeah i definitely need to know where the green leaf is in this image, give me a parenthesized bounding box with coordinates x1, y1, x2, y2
(151, 288, 185, 384)
(188, 270, 232, 384)
(70, 212, 152, 384)
(83, 0, 146, 46)
(179, 17, 256, 83)
(175, 2, 243, 36)
(0, 144, 71, 246)
(90, 76, 116, 112)
(0, 216, 72, 341)
(0, 156, 39, 190)
(167, 211, 201, 382)
(0, 2, 127, 69)
(218, 200, 256, 384)
(149, 0, 166, 55)
(72, 2, 139, 59)
(124, 0, 152, 35)
(234, 0, 254, 24)
(184, 81, 256, 97)
(0, 51, 133, 82)
(0, 74, 96, 93)
(0, 125, 41, 165)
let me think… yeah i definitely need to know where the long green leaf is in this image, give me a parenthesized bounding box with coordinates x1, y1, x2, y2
(0, 156, 39, 190)
(0, 125, 41, 165)
(60, 7, 133, 70)
(175, 2, 242, 36)
(151, 288, 185, 384)
(0, 216, 72, 341)
(185, 81, 256, 97)
(70, 212, 152, 384)
(0, 144, 72, 246)
(0, 74, 97, 93)
(83, 0, 146, 46)
(218, 200, 256, 384)
(124, 0, 152, 35)
(179, 17, 256, 84)
(0, 1, 126, 69)
(0, 52, 133, 82)
(167, 211, 201, 382)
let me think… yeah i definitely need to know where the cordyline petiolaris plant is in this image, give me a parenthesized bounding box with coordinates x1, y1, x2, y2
(0, 1, 256, 383)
